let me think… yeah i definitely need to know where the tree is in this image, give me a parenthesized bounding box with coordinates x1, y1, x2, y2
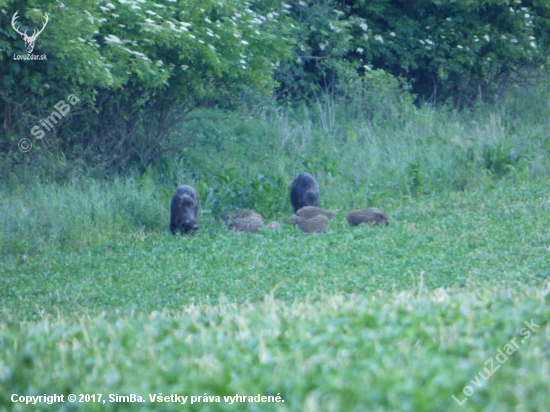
(0, 0, 292, 168)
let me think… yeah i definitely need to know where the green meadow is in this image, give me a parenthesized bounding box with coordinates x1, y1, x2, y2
(1, 87, 550, 411)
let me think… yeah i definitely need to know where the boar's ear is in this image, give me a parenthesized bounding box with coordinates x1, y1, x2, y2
(180, 194, 194, 206)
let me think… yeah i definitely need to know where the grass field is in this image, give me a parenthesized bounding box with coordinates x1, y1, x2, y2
(1, 177, 549, 411)
(1, 88, 550, 410)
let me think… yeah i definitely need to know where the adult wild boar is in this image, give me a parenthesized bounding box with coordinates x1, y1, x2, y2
(290, 172, 320, 213)
(170, 185, 200, 234)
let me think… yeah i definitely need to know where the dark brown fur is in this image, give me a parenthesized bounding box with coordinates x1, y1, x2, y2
(291, 215, 330, 234)
(346, 208, 390, 227)
(290, 173, 320, 213)
(170, 185, 200, 234)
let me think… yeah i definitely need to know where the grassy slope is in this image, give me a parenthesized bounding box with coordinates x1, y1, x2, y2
(1, 178, 549, 411)
(1, 283, 549, 411)
(1, 86, 550, 411)
(1, 179, 548, 319)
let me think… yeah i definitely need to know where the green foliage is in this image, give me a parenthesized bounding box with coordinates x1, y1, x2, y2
(1, 85, 550, 411)
(2, 178, 550, 317)
(1, 283, 549, 411)
(2, 0, 550, 171)
(276, 0, 550, 104)
(0, 0, 292, 168)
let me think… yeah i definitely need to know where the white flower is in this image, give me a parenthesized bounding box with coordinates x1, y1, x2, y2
(359, 22, 368, 31)
(145, 18, 155, 23)
(525, 13, 530, 18)
(240, 59, 246, 64)
(446, 17, 452, 21)
(530, 41, 537, 48)
(241, 40, 249, 45)
(205, 17, 212, 23)
(356, 47, 363, 53)
(484, 35, 490, 42)
(510, 7, 515, 12)
(529, 36, 535, 40)
(457, 45, 463, 49)
(146, 10, 156, 16)
(363, 65, 371, 71)
(105, 34, 122, 44)
(419, 40, 425, 44)
(105, 3, 116, 9)
(390, 32, 395, 37)
(363, 34, 369, 41)
(121, 48, 148, 60)
(319, 43, 326, 51)
(425, 39, 433, 45)
(425, 46, 431, 50)
(374, 35, 383, 43)
(99, 6, 109, 12)
(487, 57, 492, 61)
(511, 39, 518, 43)
(181, 65, 189, 70)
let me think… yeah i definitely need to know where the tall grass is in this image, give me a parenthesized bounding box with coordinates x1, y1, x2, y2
(1, 79, 549, 260)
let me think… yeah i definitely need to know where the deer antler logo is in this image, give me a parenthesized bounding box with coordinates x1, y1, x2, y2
(11, 11, 49, 54)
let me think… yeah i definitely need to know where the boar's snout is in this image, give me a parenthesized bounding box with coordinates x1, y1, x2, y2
(186, 220, 199, 232)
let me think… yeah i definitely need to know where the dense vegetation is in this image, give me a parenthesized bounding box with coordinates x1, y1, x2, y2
(2, 85, 550, 410)
(1, 0, 550, 170)
(1, 174, 549, 411)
